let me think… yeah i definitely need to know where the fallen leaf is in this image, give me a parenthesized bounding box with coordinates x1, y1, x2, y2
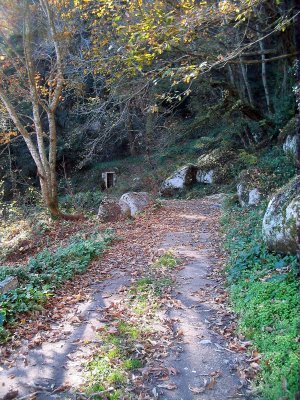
(207, 376, 217, 389)
(189, 385, 206, 394)
(107, 327, 118, 334)
(157, 382, 177, 390)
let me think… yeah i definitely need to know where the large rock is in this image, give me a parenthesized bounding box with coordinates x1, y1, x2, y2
(119, 192, 151, 217)
(160, 165, 197, 196)
(237, 184, 261, 207)
(97, 198, 122, 222)
(237, 169, 262, 207)
(197, 149, 236, 184)
(248, 188, 261, 206)
(283, 135, 297, 157)
(262, 177, 299, 254)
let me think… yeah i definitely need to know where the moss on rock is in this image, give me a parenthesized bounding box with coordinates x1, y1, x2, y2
(262, 176, 299, 254)
(197, 149, 236, 184)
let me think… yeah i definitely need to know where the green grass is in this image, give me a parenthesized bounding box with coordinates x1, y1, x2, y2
(123, 358, 143, 370)
(153, 251, 178, 269)
(221, 203, 299, 399)
(0, 231, 112, 342)
(86, 319, 144, 399)
(85, 251, 175, 398)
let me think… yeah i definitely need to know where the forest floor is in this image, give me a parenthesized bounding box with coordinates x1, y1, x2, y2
(0, 196, 255, 400)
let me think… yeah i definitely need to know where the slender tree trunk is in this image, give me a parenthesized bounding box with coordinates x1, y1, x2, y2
(125, 103, 137, 156)
(239, 56, 254, 107)
(281, 61, 287, 97)
(47, 111, 58, 201)
(227, 65, 235, 87)
(256, 24, 272, 115)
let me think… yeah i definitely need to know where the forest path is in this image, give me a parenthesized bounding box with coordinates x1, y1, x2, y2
(0, 196, 251, 400)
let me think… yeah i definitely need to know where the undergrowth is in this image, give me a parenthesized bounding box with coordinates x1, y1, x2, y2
(0, 231, 112, 342)
(221, 203, 299, 399)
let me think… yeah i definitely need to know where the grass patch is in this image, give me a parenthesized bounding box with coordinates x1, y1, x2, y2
(86, 318, 144, 399)
(85, 253, 175, 398)
(123, 358, 143, 370)
(0, 231, 112, 342)
(153, 251, 178, 269)
(221, 203, 299, 399)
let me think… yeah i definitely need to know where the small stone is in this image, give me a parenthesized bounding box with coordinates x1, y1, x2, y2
(0, 276, 18, 295)
(199, 339, 212, 345)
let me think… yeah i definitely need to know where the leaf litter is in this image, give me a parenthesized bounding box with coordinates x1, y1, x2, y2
(0, 198, 255, 399)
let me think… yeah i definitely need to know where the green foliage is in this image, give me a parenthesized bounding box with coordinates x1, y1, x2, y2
(270, 68, 296, 128)
(256, 146, 296, 189)
(123, 358, 143, 370)
(0, 285, 50, 322)
(0, 232, 112, 339)
(153, 251, 178, 269)
(71, 157, 143, 193)
(155, 138, 205, 166)
(221, 204, 299, 399)
(60, 191, 104, 213)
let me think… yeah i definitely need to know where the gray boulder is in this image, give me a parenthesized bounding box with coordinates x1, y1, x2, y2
(197, 149, 236, 184)
(119, 192, 151, 217)
(237, 183, 261, 207)
(262, 177, 299, 254)
(248, 188, 261, 206)
(237, 169, 262, 207)
(283, 135, 297, 158)
(97, 198, 122, 222)
(160, 165, 197, 196)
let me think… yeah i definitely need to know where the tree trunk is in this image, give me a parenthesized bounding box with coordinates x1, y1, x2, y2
(256, 24, 272, 115)
(125, 103, 137, 156)
(47, 111, 58, 201)
(239, 56, 254, 107)
(227, 65, 235, 87)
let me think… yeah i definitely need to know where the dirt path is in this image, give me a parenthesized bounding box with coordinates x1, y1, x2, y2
(0, 196, 251, 400)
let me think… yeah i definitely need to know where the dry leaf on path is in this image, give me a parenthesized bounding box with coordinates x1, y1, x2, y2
(189, 385, 206, 394)
(157, 382, 177, 390)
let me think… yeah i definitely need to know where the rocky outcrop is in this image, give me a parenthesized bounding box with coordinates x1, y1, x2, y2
(197, 149, 236, 184)
(160, 165, 197, 196)
(283, 135, 297, 157)
(237, 169, 262, 207)
(119, 192, 151, 217)
(97, 198, 122, 222)
(262, 177, 299, 254)
(196, 169, 214, 184)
